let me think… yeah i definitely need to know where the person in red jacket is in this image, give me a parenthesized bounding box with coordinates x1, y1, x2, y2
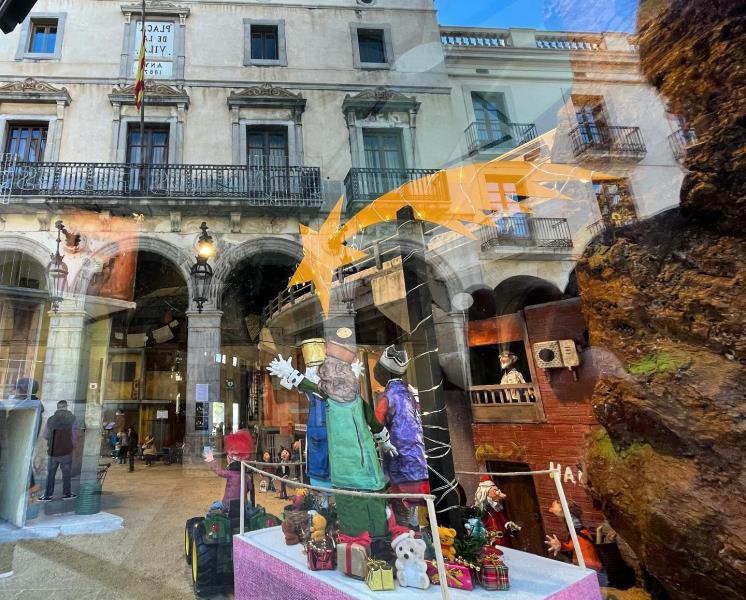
(545, 500, 603, 572)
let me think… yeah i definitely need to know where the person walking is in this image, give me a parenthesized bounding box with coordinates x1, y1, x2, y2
(38, 400, 79, 501)
(126, 426, 138, 472)
(118, 429, 129, 465)
(142, 434, 157, 466)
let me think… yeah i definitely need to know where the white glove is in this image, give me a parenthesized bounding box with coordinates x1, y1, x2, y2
(267, 354, 295, 379)
(304, 367, 320, 384)
(373, 427, 398, 457)
(351, 359, 365, 379)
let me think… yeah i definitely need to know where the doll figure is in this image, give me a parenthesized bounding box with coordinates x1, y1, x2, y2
(373, 345, 429, 526)
(277, 446, 291, 500)
(499, 350, 528, 401)
(474, 476, 521, 548)
(203, 429, 253, 508)
(294, 338, 332, 489)
(268, 340, 396, 538)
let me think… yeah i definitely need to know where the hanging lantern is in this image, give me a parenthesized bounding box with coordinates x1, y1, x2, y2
(47, 220, 69, 312)
(191, 221, 216, 313)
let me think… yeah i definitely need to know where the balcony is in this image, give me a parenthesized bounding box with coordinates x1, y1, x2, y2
(569, 124, 646, 161)
(465, 121, 538, 154)
(668, 128, 698, 161)
(344, 167, 442, 208)
(0, 161, 323, 207)
(479, 216, 573, 250)
(470, 383, 544, 423)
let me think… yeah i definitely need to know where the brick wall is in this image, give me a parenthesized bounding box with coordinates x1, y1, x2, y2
(471, 298, 606, 539)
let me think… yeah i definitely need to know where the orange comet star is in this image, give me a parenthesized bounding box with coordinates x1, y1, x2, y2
(289, 197, 368, 315)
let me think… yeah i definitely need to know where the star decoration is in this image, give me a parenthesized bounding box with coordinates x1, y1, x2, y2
(291, 160, 616, 315)
(289, 197, 368, 315)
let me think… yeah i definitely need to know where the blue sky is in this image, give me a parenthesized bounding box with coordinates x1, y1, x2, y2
(436, 0, 638, 33)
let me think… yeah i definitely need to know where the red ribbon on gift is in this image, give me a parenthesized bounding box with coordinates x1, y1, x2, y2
(337, 532, 371, 549)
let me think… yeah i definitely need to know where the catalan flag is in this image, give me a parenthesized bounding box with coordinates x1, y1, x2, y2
(134, 20, 146, 110)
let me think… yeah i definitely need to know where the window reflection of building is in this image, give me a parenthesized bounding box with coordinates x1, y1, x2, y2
(0, 251, 48, 398)
(593, 179, 637, 226)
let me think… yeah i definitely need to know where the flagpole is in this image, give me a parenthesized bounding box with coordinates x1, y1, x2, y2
(139, 0, 146, 191)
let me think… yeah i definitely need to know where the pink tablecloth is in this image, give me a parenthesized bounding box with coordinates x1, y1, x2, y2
(234, 527, 602, 600)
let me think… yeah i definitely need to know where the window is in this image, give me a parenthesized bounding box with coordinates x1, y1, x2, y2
(351, 24, 393, 68)
(363, 130, 404, 170)
(244, 20, 287, 66)
(16, 13, 66, 60)
(246, 126, 289, 197)
(29, 21, 57, 54)
(572, 94, 608, 145)
(358, 29, 386, 64)
(251, 25, 279, 61)
(593, 179, 637, 226)
(485, 180, 518, 212)
(247, 126, 288, 167)
(126, 124, 169, 191)
(472, 92, 510, 148)
(127, 125, 170, 165)
(5, 123, 48, 162)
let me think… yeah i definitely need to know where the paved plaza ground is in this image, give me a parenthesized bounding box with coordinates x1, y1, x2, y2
(0, 458, 289, 600)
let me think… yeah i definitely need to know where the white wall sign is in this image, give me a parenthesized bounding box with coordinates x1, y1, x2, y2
(132, 20, 175, 78)
(549, 461, 584, 485)
(156, 410, 168, 419)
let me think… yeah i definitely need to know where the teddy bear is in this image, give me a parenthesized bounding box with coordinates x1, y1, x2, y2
(309, 510, 328, 544)
(392, 531, 430, 590)
(438, 527, 457, 561)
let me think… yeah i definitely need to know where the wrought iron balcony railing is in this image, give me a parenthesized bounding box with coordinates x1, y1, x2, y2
(1, 161, 323, 206)
(465, 121, 538, 154)
(479, 216, 573, 250)
(569, 124, 646, 160)
(344, 167, 442, 207)
(668, 128, 698, 161)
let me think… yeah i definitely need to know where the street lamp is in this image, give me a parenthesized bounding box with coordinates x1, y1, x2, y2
(191, 221, 215, 313)
(47, 220, 69, 312)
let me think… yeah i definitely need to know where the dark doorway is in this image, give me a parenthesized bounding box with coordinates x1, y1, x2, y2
(485, 460, 546, 556)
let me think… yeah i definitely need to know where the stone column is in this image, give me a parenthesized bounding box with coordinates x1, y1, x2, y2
(185, 309, 223, 462)
(39, 305, 97, 492)
(41, 305, 89, 414)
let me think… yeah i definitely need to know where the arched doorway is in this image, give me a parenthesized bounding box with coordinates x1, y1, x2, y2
(219, 252, 298, 457)
(94, 250, 189, 455)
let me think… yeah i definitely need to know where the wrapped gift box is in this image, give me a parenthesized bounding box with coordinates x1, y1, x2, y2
(337, 542, 369, 580)
(426, 560, 475, 591)
(478, 556, 510, 591)
(306, 542, 335, 571)
(366, 559, 395, 591)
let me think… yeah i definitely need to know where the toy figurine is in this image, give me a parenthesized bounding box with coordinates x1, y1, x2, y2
(474, 476, 521, 548)
(464, 517, 487, 544)
(545, 500, 603, 572)
(392, 531, 430, 590)
(499, 350, 526, 386)
(296, 338, 332, 489)
(373, 345, 429, 527)
(203, 429, 253, 507)
(438, 527, 458, 561)
(268, 340, 397, 538)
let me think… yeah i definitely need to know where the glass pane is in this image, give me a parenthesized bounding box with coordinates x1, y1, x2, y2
(358, 29, 386, 63)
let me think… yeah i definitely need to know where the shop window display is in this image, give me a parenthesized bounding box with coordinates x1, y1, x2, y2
(0, 2, 737, 600)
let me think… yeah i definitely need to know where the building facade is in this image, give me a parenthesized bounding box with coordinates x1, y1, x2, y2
(0, 0, 693, 545)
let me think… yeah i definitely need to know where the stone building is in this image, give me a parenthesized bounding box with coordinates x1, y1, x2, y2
(0, 0, 693, 542)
